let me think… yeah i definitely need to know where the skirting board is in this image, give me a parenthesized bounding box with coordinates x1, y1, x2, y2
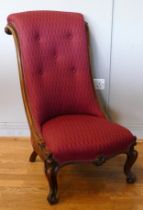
(0, 122, 143, 138)
(0, 122, 30, 136)
(126, 124, 143, 139)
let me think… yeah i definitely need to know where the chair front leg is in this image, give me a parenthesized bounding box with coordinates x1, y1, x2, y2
(44, 156, 59, 205)
(124, 141, 138, 183)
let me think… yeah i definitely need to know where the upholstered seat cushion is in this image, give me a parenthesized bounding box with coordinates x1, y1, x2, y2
(42, 115, 134, 164)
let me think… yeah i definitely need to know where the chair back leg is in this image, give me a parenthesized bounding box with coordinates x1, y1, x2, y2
(29, 150, 38, 162)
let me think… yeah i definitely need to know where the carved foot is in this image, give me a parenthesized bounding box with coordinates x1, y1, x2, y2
(44, 156, 59, 205)
(47, 191, 58, 205)
(126, 172, 136, 183)
(29, 150, 38, 162)
(124, 141, 138, 184)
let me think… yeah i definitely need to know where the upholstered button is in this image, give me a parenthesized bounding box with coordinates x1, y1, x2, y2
(70, 66, 76, 73)
(34, 33, 40, 41)
(52, 50, 57, 58)
(65, 32, 72, 39)
(37, 65, 43, 75)
(38, 69, 43, 75)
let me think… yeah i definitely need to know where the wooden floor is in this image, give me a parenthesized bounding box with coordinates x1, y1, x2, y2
(0, 137, 142, 210)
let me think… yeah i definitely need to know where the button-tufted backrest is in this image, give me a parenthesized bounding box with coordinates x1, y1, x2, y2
(7, 11, 104, 131)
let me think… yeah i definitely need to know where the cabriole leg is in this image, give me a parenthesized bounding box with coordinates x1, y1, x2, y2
(124, 141, 138, 183)
(44, 158, 59, 205)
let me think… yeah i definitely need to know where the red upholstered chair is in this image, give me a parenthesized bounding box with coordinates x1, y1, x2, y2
(5, 11, 138, 204)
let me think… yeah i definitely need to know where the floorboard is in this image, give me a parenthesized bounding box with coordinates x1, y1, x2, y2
(0, 137, 142, 210)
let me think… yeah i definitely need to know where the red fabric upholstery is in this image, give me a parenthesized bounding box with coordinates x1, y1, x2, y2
(7, 11, 104, 132)
(7, 11, 135, 165)
(42, 115, 134, 164)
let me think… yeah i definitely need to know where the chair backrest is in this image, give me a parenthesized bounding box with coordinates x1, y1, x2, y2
(7, 11, 104, 130)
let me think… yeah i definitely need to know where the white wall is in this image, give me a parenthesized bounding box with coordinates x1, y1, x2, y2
(0, 0, 143, 138)
(0, 0, 113, 136)
(109, 0, 143, 137)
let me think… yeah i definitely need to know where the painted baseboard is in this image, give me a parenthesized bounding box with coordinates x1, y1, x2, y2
(125, 123, 143, 139)
(0, 122, 30, 136)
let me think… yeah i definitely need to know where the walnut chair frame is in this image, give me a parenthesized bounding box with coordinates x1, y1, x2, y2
(5, 14, 138, 205)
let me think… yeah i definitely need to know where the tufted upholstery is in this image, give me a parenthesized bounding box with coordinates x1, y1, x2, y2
(7, 11, 135, 165)
(7, 11, 104, 132)
(42, 115, 134, 163)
